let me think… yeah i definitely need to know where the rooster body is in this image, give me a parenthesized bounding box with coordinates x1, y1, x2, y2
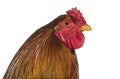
(3, 8, 91, 79)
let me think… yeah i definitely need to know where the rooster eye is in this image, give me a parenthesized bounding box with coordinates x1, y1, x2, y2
(65, 22, 69, 26)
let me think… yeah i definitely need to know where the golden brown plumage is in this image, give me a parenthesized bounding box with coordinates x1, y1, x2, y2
(3, 15, 79, 79)
(4, 8, 92, 79)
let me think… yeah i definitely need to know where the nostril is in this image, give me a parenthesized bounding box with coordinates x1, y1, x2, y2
(54, 26, 61, 31)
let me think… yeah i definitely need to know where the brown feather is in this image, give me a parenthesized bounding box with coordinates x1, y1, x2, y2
(3, 15, 79, 79)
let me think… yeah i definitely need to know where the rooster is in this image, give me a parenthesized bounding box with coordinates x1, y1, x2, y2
(3, 8, 91, 79)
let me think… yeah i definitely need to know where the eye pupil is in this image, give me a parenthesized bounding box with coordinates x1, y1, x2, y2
(65, 22, 69, 25)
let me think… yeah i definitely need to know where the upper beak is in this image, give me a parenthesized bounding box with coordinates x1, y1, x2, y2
(80, 24, 92, 31)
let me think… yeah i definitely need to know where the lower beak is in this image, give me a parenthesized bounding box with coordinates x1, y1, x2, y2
(80, 24, 92, 31)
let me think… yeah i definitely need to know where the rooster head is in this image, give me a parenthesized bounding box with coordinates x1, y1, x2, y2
(54, 7, 92, 49)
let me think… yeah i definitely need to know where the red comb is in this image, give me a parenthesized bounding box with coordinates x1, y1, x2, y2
(66, 7, 86, 25)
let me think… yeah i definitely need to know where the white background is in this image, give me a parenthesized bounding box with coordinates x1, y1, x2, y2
(0, 0, 120, 79)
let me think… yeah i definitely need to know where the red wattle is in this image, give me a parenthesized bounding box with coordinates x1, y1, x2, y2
(55, 32, 85, 49)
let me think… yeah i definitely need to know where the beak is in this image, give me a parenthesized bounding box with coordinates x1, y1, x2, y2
(80, 24, 92, 31)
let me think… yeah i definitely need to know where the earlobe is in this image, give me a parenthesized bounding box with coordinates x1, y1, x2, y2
(54, 26, 61, 32)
